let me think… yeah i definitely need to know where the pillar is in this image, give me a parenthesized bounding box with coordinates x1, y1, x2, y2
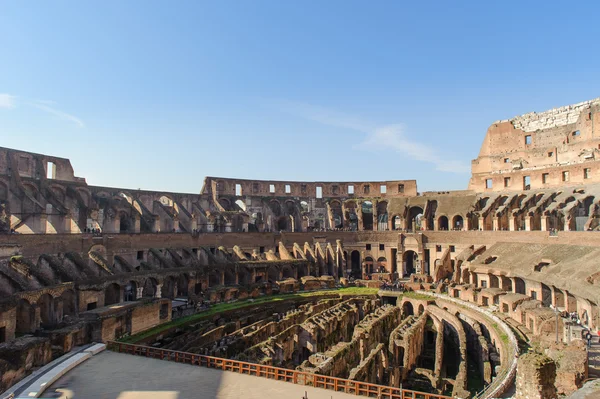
(524, 216, 532, 231)
(133, 215, 141, 233)
(63, 214, 72, 234)
(155, 284, 162, 299)
(372, 201, 378, 231)
(153, 216, 161, 233)
(220, 271, 225, 286)
(492, 217, 499, 231)
(39, 214, 48, 234)
(478, 216, 485, 230)
(136, 287, 143, 299)
(540, 216, 548, 231)
(509, 217, 516, 231)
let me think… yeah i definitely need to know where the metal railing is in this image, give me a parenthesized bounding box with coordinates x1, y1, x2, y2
(108, 341, 451, 399)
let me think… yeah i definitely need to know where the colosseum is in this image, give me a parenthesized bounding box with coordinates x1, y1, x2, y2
(0, 98, 599, 399)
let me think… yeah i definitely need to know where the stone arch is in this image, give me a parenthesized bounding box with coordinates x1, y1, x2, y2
(237, 267, 251, 285)
(224, 268, 236, 286)
(363, 256, 374, 276)
(38, 293, 55, 328)
(437, 215, 449, 230)
(541, 283, 552, 307)
(376, 257, 387, 273)
(142, 277, 158, 297)
(403, 250, 418, 277)
(162, 276, 177, 299)
(119, 211, 132, 233)
(402, 301, 414, 317)
(514, 277, 526, 295)
(16, 298, 35, 333)
(269, 200, 282, 217)
(391, 215, 402, 230)
(282, 265, 295, 279)
(452, 214, 464, 230)
(218, 198, 231, 211)
(376, 201, 388, 231)
(362, 201, 373, 230)
(267, 265, 279, 283)
(231, 214, 244, 233)
(105, 283, 122, 305)
(124, 280, 137, 301)
(407, 206, 424, 231)
(276, 216, 289, 232)
(208, 270, 221, 287)
(177, 274, 189, 297)
(418, 304, 425, 315)
(60, 289, 76, 317)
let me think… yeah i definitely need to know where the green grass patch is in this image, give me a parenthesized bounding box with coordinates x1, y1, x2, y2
(120, 287, 378, 343)
(402, 291, 435, 301)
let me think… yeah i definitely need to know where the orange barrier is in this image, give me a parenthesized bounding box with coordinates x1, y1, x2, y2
(108, 341, 452, 399)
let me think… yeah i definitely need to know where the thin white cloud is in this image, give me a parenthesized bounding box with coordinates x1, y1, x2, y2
(271, 100, 470, 174)
(0, 93, 84, 127)
(29, 102, 85, 128)
(0, 93, 16, 109)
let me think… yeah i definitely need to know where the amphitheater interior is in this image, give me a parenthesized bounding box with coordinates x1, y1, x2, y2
(1, 97, 600, 399)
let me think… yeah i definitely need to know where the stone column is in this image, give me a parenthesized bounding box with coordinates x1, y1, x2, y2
(372, 201, 378, 231)
(136, 287, 143, 299)
(509, 216, 516, 231)
(153, 216, 161, 233)
(220, 271, 225, 286)
(63, 214, 72, 234)
(39, 214, 48, 234)
(478, 216, 485, 230)
(540, 216, 548, 231)
(524, 216, 532, 231)
(492, 217, 499, 231)
(155, 284, 162, 299)
(133, 214, 141, 233)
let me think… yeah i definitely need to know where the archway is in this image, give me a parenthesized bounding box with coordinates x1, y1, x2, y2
(267, 266, 279, 283)
(407, 206, 424, 231)
(38, 294, 54, 328)
(402, 302, 414, 317)
(142, 278, 158, 297)
(119, 214, 130, 233)
(124, 281, 137, 301)
(377, 201, 388, 231)
(403, 250, 418, 277)
(392, 215, 402, 230)
(514, 278, 526, 295)
(541, 283, 552, 307)
(162, 276, 177, 299)
(438, 216, 449, 231)
(362, 201, 373, 230)
(208, 271, 220, 287)
(350, 250, 361, 279)
(177, 274, 189, 297)
(452, 215, 464, 231)
(282, 265, 295, 279)
(105, 283, 121, 305)
(224, 269, 236, 285)
(276, 216, 288, 232)
(60, 289, 76, 317)
(363, 257, 374, 276)
(376, 257, 387, 274)
(16, 299, 35, 334)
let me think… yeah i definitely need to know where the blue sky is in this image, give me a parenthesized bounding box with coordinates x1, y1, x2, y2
(2, 1, 600, 193)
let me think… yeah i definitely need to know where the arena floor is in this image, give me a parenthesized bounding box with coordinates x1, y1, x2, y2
(46, 351, 358, 399)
